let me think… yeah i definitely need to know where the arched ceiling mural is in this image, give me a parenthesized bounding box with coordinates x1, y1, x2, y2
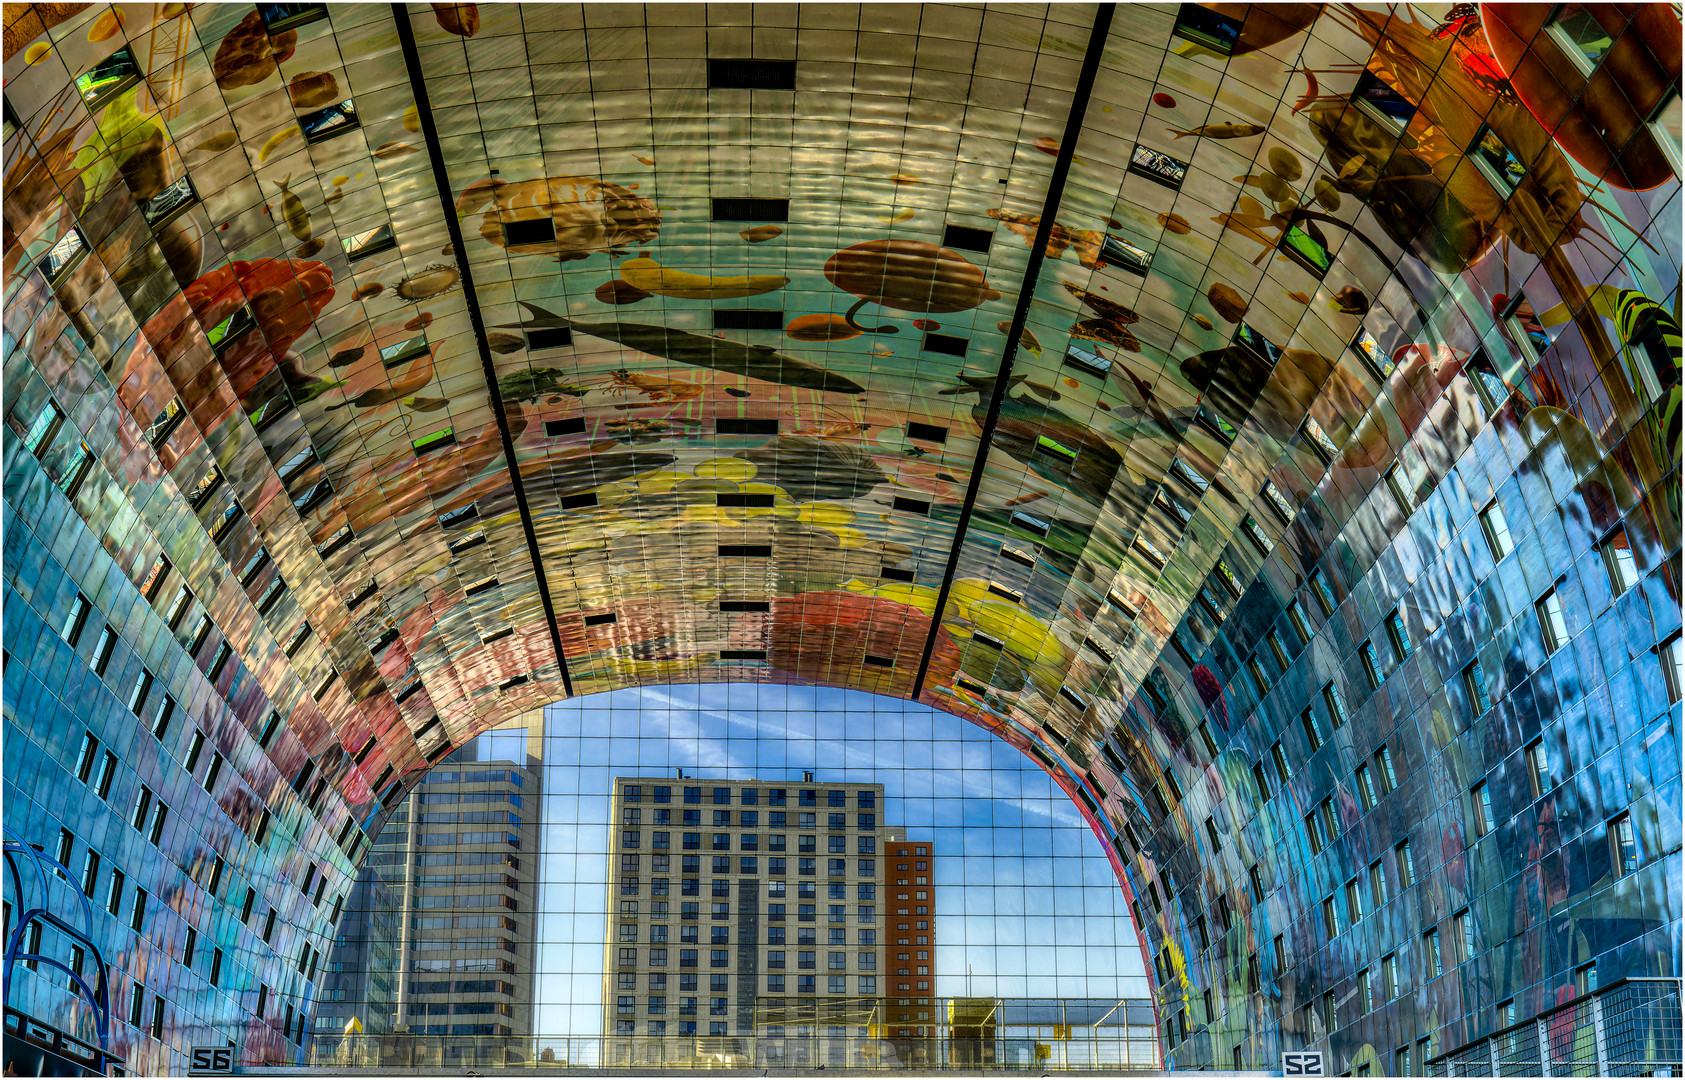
(4, 1, 1680, 1071)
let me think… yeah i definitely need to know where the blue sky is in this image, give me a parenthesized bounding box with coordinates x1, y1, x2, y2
(489, 684, 1148, 1034)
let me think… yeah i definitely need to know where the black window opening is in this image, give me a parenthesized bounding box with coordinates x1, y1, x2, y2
(38, 229, 88, 287)
(1010, 510, 1050, 537)
(1469, 124, 1526, 194)
(708, 59, 796, 91)
(1128, 144, 1188, 190)
(527, 326, 572, 351)
(879, 567, 915, 583)
(439, 503, 479, 529)
(341, 224, 395, 262)
(145, 399, 186, 449)
(546, 417, 586, 437)
(713, 309, 783, 331)
(1064, 346, 1112, 379)
(941, 224, 993, 254)
(142, 176, 198, 228)
(719, 600, 771, 612)
(1001, 545, 1036, 568)
(584, 612, 618, 627)
(922, 332, 969, 357)
(718, 545, 772, 558)
(1349, 325, 1394, 378)
(905, 421, 948, 444)
(1171, 3, 1242, 54)
(447, 531, 486, 555)
(560, 491, 598, 509)
(463, 576, 500, 597)
(862, 655, 894, 669)
(712, 198, 789, 222)
(498, 674, 528, 691)
(380, 335, 429, 368)
(293, 478, 333, 514)
(720, 649, 768, 662)
(1351, 69, 1417, 128)
(718, 417, 779, 435)
(207, 305, 257, 353)
(1277, 215, 1332, 278)
(259, 3, 328, 32)
(502, 218, 556, 247)
(717, 492, 775, 508)
(1097, 233, 1153, 275)
(1233, 321, 1282, 367)
(480, 627, 513, 645)
(300, 100, 358, 143)
(892, 496, 930, 515)
(76, 46, 141, 109)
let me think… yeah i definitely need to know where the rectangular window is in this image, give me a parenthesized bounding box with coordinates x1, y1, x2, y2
(1310, 571, 1336, 616)
(1396, 840, 1415, 889)
(1454, 908, 1474, 964)
(1323, 683, 1350, 728)
(1306, 812, 1326, 856)
(1665, 634, 1684, 703)
(1355, 764, 1376, 811)
(1369, 860, 1387, 909)
(1536, 589, 1569, 653)
(24, 399, 66, 457)
(1480, 501, 1514, 559)
(1387, 610, 1412, 659)
(1375, 746, 1397, 794)
(1463, 659, 1488, 714)
(1471, 781, 1493, 837)
(1128, 143, 1189, 189)
(1301, 709, 1322, 752)
(1384, 464, 1411, 513)
(1526, 739, 1550, 799)
(1272, 742, 1290, 785)
(1601, 527, 1639, 595)
(1423, 928, 1442, 977)
(1360, 640, 1383, 691)
(1611, 813, 1637, 877)
(1471, 124, 1526, 194)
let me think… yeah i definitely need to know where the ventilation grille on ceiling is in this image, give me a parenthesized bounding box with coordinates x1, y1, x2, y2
(714, 309, 783, 331)
(708, 59, 796, 90)
(712, 198, 789, 221)
(942, 224, 994, 253)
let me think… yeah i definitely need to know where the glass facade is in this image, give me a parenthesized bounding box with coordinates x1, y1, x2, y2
(1, 2, 1680, 1076)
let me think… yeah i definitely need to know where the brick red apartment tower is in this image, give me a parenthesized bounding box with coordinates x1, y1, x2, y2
(885, 835, 935, 1063)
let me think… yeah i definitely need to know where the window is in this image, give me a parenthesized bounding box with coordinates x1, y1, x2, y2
(1358, 967, 1373, 1014)
(1128, 143, 1188, 189)
(1301, 709, 1322, 752)
(1271, 742, 1290, 785)
(1369, 860, 1387, 909)
(1360, 640, 1382, 691)
(1526, 739, 1550, 799)
(1423, 928, 1442, 977)
(1355, 764, 1377, 811)
(1480, 501, 1514, 559)
(1664, 634, 1683, 703)
(1387, 610, 1412, 660)
(1470, 124, 1526, 194)
(1306, 811, 1326, 856)
(24, 399, 66, 457)
(1454, 908, 1474, 964)
(1396, 840, 1415, 889)
(1471, 781, 1493, 837)
(1611, 813, 1638, 877)
(1352, 67, 1417, 127)
(1374, 746, 1397, 794)
(1536, 589, 1569, 653)
(1601, 527, 1639, 595)
(1467, 349, 1508, 413)
(1310, 571, 1336, 616)
(1349, 325, 1390, 377)
(1302, 416, 1339, 463)
(1323, 683, 1350, 728)
(1463, 659, 1488, 714)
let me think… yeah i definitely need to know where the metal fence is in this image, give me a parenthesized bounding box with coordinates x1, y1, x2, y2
(1429, 978, 1681, 1077)
(307, 1033, 1163, 1071)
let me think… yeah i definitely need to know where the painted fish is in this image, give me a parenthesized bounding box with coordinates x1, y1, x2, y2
(1190, 314, 1214, 331)
(739, 225, 782, 243)
(1157, 211, 1191, 235)
(1168, 123, 1265, 140)
(565, 319, 868, 395)
(1286, 291, 1312, 305)
(273, 175, 311, 241)
(890, 173, 921, 184)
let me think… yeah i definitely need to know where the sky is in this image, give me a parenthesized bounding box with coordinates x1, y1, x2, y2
(468, 683, 1149, 1035)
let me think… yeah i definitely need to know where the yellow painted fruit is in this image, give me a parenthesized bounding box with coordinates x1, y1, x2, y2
(693, 457, 756, 481)
(402, 105, 420, 132)
(619, 257, 788, 300)
(24, 41, 52, 64)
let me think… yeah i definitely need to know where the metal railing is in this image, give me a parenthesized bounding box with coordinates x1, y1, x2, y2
(1429, 978, 1681, 1077)
(307, 1033, 1163, 1071)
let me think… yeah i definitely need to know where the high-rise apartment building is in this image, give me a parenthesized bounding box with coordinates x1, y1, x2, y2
(317, 722, 543, 1039)
(603, 776, 888, 1058)
(885, 835, 938, 1060)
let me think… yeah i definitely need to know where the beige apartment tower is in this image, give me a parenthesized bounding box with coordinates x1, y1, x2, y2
(603, 776, 889, 1060)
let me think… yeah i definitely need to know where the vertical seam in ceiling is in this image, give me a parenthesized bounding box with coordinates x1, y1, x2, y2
(910, 2, 1117, 700)
(391, 2, 574, 698)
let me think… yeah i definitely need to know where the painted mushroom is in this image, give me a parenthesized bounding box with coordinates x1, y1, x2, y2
(823, 239, 1002, 334)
